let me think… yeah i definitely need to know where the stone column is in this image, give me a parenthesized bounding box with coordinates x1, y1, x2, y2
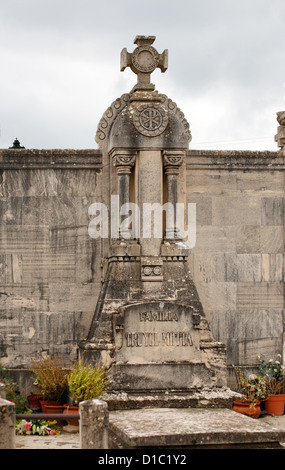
(0, 399, 15, 449)
(112, 151, 136, 239)
(79, 399, 109, 449)
(163, 151, 184, 240)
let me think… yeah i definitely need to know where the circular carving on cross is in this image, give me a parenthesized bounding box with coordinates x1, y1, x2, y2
(133, 103, 168, 137)
(131, 45, 160, 73)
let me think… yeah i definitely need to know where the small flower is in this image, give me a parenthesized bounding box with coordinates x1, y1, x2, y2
(24, 422, 32, 430)
(49, 429, 56, 435)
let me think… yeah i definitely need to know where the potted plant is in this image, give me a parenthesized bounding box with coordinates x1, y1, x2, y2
(64, 357, 111, 425)
(0, 377, 28, 413)
(30, 354, 69, 412)
(258, 354, 285, 416)
(232, 367, 267, 419)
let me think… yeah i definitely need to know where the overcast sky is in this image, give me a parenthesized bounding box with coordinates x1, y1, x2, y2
(0, 0, 284, 151)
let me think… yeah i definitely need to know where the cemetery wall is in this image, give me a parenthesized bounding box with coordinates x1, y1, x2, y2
(0, 147, 284, 384)
(187, 149, 285, 369)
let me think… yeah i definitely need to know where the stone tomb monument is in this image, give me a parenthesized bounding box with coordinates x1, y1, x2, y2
(79, 36, 227, 395)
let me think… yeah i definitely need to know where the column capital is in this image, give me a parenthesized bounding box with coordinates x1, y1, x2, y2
(163, 150, 185, 168)
(111, 150, 136, 168)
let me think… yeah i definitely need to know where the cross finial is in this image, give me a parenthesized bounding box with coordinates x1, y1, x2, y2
(120, 36, 168, 92)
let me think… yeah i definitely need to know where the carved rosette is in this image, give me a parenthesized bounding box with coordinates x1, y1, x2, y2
(141, 257, 163, 281)
(133, 103, 168, 137)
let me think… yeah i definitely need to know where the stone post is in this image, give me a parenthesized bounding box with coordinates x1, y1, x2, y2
(0, 399, 16, 449)
(112, 151, 136, 239)
(79, 399, 109, 449)
(163, 151, 184, 239)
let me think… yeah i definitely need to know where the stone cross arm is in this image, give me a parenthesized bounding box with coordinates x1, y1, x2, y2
(120, 36, 168, 91)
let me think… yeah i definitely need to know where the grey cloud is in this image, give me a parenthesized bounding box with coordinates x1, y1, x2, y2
(0, 0, 284, 149)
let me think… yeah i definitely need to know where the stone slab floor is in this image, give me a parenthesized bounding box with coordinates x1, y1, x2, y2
(14, 413, 285, 450)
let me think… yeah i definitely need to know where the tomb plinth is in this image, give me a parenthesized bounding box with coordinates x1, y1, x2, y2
(79, 36, 228, 396)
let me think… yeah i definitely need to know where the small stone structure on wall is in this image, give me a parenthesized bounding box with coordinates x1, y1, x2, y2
(0, 36, 284, 395)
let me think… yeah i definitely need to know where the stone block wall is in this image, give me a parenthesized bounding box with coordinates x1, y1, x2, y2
(0, 149, 102, 367)
(187, 150, 285, 369)
(0, 147, 284, 384)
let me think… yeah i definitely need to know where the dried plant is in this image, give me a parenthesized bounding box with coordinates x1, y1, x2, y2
(31, 354, 69, 402)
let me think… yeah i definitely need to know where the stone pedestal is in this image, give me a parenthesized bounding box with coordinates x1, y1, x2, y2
(0, 399, 15, 449)
(79, 36, 227, 396)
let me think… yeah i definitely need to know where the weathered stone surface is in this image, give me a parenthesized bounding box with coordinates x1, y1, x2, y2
(0, 151, 102, 368)
(103, 387, 241, 410)
(0, 398, 15, 449)
(0, 37, 284, 392)
(108, 408, 285, 448)
(80, 399, 109, 449)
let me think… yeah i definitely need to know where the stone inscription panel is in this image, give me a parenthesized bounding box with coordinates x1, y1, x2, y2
(114, 302, 201, 364)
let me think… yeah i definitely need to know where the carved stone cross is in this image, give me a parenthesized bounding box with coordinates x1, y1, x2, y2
(120, 36, 168, 91)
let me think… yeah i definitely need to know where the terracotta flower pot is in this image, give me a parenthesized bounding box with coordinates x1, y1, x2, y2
(45, 404, 64, 425)
(232, 400, 261, 419)
(265, 394, 285, 416)
(27, 394, 43, 411)
(63, 404, 79, 426)
(40, 400, 62, 413)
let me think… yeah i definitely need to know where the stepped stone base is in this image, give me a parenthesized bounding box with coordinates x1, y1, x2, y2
(103, 387, 241, 411)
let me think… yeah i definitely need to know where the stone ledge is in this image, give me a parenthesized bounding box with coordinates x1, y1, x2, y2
(0, 149, 102, 169)
(186, 149, 284, 170)
(103, 387, 241, 410)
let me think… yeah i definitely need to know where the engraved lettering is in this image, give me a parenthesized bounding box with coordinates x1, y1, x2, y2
(126, 331, 193, 347)
(126, 332, 160, 347)
(139, 311, 179, 322)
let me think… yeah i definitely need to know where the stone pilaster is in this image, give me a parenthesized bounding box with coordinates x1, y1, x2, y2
(111, 150, 136, 240)
(163, 151, 185, 240)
